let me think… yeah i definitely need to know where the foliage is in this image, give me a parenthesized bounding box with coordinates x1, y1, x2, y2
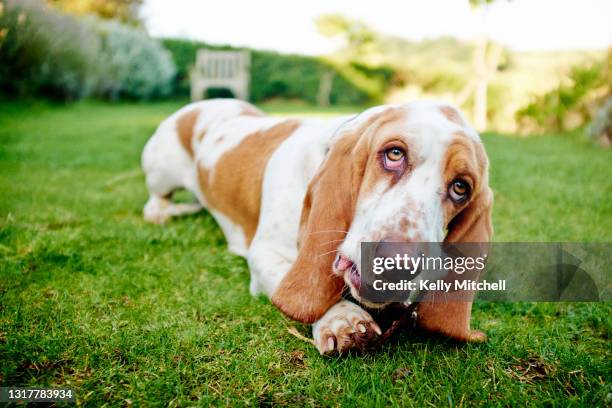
(251, 50, 372, 104)
(162, 38, 215, 96)
(316, 14, 377, 58)
(516, 53, 611, 133)
(315, 14, 501, 116)
(0, 0, 175, 101)
(162, 38, 374, 104)
(313, 13, 610, 134)
(315, 14, 400, 100)
(0, 100, 610, 405)
(0, 0, 101, 100)
(48, 0, 143, 25)
(93, 20, 175, 100)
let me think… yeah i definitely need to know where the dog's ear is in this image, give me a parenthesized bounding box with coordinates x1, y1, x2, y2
(271, 134, 363, 323)
(417, 172, 494, 341)
(272, 110, 394, 323)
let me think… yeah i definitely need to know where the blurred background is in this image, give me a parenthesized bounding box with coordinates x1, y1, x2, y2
(0, 0, 611, 141)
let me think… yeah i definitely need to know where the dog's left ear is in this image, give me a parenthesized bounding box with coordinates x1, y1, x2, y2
(272, 109, 395, 323)
(417, 166, 494, 341)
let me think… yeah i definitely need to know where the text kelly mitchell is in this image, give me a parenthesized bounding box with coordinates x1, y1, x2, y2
(372, 279, 506, 292)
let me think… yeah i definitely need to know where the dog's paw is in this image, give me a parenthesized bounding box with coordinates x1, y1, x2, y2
(143, 211, 170, 224)
(312, 300, 382, 355)
(467, 330, 487, 343)
(143, 196, 171, 224)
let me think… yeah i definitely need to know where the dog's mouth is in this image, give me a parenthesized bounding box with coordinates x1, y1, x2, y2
(333, 253, 364, 296)
(333, 252, 393, 310)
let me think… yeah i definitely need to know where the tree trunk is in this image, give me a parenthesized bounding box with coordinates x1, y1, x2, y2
(317, 71, 334, 107)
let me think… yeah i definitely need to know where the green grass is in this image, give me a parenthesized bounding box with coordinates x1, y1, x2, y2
(0, 100, 610, 406)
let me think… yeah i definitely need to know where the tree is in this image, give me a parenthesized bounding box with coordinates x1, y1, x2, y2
(315, 14, 379, 64)
(457, 0, 506, 130)
(48, 0, 143, 25)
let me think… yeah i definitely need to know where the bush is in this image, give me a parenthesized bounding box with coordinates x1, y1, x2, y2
(0, 0, 175, 101)
(162, 38, 374, 105)
(93, 20, 175, 100)
(516, 52, 611, 133)
(251, 50, 372, 105)
(0, 0, 100, 100)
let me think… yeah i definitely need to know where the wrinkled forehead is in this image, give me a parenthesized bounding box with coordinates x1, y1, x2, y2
(370, 101, 480, 154)
(337, 101, 485, 173)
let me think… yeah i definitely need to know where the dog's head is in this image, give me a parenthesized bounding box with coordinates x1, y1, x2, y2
(272, 101, 493, 323)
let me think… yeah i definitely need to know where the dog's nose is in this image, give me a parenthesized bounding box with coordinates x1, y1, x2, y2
(378, 233, 422, 259)
(376, 234, 424, 276)
(379, 232, 406, 243)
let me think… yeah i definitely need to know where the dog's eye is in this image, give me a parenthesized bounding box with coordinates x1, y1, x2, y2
(385, 147, 404, 161)
(449, 179, 470, 203)
(383, 147, 406, 170)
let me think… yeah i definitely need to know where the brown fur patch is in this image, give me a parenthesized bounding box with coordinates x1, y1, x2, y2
(440, 106, 466, 127)
(176, 109, 200, 157)
(198, 120, 301, 245)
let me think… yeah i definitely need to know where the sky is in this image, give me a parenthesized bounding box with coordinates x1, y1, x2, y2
(142, 0, 612, 55)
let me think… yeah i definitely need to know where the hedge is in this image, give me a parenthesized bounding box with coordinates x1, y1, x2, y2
(162, 38, 384, 105)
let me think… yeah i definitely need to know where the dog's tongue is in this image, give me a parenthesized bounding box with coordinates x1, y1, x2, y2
(334, 254, 353, 271)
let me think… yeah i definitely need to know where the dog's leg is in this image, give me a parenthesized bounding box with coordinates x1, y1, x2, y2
(143, 166, 202, 224)
(247, 240, 295, 297)
(143, 194, 202, 224)
(142, 118, 203, 224)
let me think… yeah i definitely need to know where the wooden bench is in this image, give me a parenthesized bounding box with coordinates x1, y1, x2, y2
(191, 50, 250, 101)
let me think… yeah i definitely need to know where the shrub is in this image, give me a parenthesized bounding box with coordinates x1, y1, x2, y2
(0, 0, 100, 100)
(93, 20, 175, 100)
(0, 0, 175, 101)
(251, 50, 372, 105)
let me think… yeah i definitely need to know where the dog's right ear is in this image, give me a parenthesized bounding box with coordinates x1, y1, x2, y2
(271, 135, 361, 323)
(272, 109, 396, 323)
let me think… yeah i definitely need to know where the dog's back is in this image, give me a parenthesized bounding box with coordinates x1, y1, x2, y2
(142, 98, 349, 257)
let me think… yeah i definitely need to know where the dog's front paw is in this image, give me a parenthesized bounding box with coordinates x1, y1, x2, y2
(312, 300, 382, 355)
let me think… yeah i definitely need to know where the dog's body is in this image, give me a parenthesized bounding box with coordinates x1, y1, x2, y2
(142, 99, 493, 354)
(142, 99, 350, 297)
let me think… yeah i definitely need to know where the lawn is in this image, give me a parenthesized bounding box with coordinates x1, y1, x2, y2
(0, 100, 610, 406)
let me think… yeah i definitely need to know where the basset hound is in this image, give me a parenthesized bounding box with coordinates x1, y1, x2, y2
(142, 99, 493, 354)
